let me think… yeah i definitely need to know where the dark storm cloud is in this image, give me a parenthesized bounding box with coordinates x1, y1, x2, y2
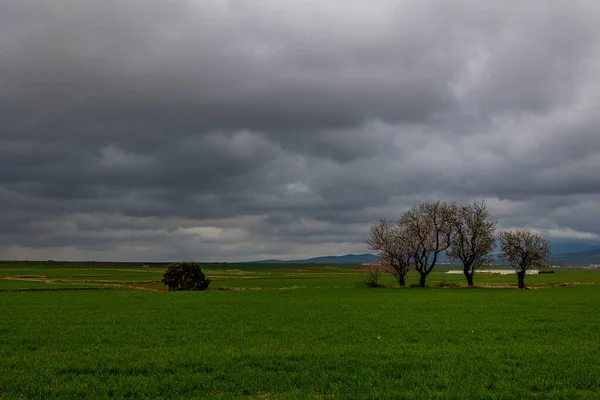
(0, 0, 456, 140)
(1, 0, 600, 261)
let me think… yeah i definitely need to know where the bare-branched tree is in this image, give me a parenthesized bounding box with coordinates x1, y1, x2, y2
(447, 200, 497, 286)
(399, 201, 457, 287)
(366, 219, 414, 287)
(498, 229, 551, 289)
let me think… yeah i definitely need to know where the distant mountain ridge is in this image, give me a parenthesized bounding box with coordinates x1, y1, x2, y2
(253, 253, 378, 264)
(549, 242, 600, 255)
(253, 243, 600, 265)
(253, 253, 452, 264)
(550, 247, 600, 265)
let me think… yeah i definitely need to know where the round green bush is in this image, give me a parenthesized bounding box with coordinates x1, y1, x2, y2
(161, 262, 210, 291)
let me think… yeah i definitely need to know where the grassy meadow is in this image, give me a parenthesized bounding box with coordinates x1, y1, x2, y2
(1, 262, 599, 399)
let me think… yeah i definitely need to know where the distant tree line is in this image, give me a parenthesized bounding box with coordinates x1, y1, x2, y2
(366, 200, 551, 289)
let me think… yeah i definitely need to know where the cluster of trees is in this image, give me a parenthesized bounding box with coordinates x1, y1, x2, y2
(366, 200, 551, 289)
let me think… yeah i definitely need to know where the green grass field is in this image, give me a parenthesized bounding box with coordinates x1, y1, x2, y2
(1, 262, 599, 399)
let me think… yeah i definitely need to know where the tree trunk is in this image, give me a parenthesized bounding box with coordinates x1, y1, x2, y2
(517, 271, 525, 289)
(419, 273, 427, 287)
(399, 275, 406, 288)
(464, 270, 474, 287)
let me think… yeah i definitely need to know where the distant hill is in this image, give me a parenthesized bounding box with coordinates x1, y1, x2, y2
(253, 252, 454, 265)
(550, 242, 600, 255)
(253, 253, 378, 264)
(550, 247, 600, 265)
(252, 242, 600, 266)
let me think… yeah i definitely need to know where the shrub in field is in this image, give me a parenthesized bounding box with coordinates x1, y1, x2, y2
(161, 262, 210, 291)
(364, 265, 385, 287)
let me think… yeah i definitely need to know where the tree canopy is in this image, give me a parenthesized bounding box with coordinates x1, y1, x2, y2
(447, 200, 497, 286)
(162, 262, 210, 291)
(499, 229, 551, 289)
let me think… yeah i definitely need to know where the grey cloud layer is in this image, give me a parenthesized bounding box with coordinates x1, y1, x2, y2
(1, 0, 600, 261)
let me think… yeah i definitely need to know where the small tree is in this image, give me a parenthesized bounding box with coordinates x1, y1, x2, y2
(498, 229, 550, 289)
(400, 201, 457, 287)
(366, 219, 413, 287)
(162, 261, 210, 291)
(447, 200, 497, 286)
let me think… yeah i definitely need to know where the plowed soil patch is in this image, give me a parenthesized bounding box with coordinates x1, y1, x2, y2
(208, 285, 306, 291)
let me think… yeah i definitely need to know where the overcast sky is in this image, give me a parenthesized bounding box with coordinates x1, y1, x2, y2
(1, 0, 600, 262)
